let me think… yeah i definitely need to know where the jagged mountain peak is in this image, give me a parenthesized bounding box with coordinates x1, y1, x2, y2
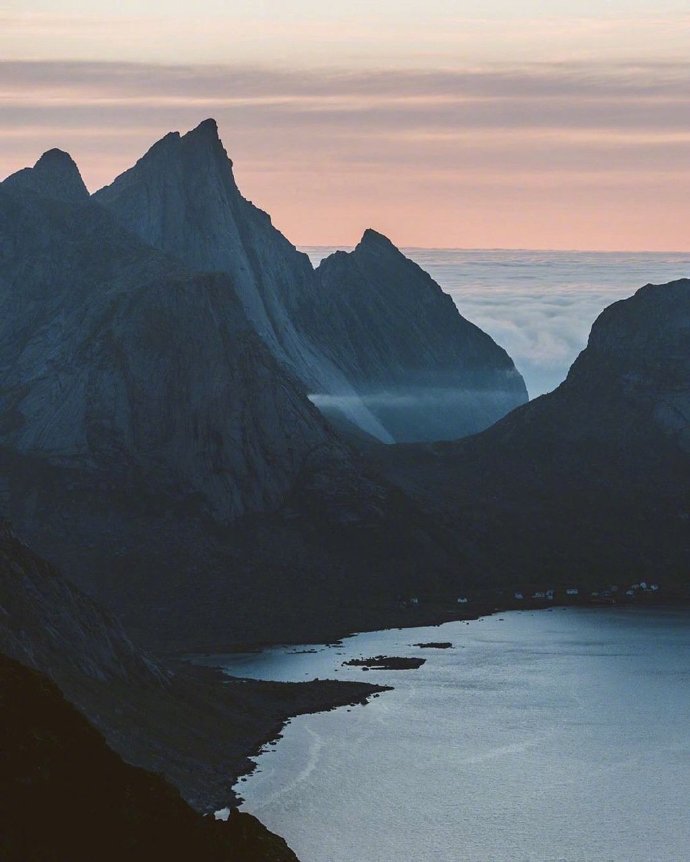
(185, 116, 221, 140)
(2, 147, 89, 203)
(308, 228, 528, 442)
(180, 118, 231, 163)
(95, 120, 232, 198)
(357, 228, 399, 252)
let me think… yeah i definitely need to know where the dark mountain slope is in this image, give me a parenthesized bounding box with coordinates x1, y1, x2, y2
(0, 653, 300, 862)
(301, 229, 527, 441)
(374, 279, 690, 589)
(1, 147, 89, 203)
(0, 520, 384, 811)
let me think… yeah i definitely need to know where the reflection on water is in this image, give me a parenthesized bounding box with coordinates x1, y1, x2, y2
(207, 607, 690, 862)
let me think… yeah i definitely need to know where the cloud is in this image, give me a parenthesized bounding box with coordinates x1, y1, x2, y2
(3, 59, 690, 248)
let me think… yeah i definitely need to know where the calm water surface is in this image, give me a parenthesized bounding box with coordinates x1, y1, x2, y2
(211, 608, 690, 862)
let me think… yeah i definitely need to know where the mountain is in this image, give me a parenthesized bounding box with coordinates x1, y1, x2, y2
(300, 229, 528, 441)
(0, 653, 300, 862)
(0, 146, 460, 650)
(93, 119, 391, 440)
(94, 120, 526, 442)
(0, 151, 354, 525)
(374, 279, 690, 589)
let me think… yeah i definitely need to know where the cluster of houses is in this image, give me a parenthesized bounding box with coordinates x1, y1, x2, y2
(404, 582, 661, 609)
(513, 582, 661, 603)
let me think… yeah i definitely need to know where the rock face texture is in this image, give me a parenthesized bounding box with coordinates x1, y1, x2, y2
(302, 229, 527, 441)
(94, 119, 391, 440)
(0, 155, 349, 524)
(94, 120, 526, 442)
(375, 279, 690, 589)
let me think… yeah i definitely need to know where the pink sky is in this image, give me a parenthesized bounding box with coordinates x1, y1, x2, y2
(2, 3, 690, 250)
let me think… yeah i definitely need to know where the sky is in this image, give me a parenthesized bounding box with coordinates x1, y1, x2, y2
(2, 1, 690, 248)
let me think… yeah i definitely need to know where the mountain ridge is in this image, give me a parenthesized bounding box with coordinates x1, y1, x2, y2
(94, 120, 527, 442)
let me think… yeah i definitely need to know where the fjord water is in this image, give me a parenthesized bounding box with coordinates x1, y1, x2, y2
(215, 608, 690, 862)
(304, 248, 690, 397)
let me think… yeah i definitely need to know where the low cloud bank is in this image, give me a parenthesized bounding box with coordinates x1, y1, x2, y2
(306, 247, 690, 397)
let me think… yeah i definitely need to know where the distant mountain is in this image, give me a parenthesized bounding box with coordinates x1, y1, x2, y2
(301, 229, 527, 441)
(94, 120, 526, 442)
(374, 279, 690, 588)
(0, 653, 300, 862)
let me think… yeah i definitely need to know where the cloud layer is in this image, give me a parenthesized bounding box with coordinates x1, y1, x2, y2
(306, 247, 690, 396)
(2, 59, 690, 248)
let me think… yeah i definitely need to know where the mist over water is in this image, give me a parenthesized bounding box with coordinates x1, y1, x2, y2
(211, 608, 690, 862)
(304, 248, 690, 397)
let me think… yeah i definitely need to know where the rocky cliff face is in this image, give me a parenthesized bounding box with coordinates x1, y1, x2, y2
(301, 229, 528, 441)
(94, 121, 526, 443)
(374, 279, 690, 588)
(94, 120, 391, 440)
(549, 278, 690, 451)
(0, 154, 350, 523)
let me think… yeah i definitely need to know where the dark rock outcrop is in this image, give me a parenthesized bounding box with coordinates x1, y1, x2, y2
(343, 655, 426, 670)
(301, 228, 528, 441)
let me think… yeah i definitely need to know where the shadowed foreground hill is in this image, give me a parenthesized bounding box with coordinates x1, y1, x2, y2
(374, 279, 690, 590)
(0, 654, 299, 862)
(0, 521, 384, 811)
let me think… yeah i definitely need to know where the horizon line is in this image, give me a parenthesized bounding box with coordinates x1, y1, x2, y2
(300, 244, 690, 255)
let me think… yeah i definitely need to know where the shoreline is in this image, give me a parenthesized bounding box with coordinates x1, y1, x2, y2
(181, 590, 685, 657)
(227, 676, 390, 808)
(180, 595, 688, 812)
